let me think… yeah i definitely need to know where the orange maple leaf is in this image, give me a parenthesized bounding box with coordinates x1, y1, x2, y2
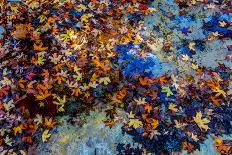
(210, 96, 221, 106)
(159, 76, 168, 85)
(44, 117, 56, 128)
(144, 104, 152, 113)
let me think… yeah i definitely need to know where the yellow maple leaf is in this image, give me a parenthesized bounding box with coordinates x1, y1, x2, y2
(99, 77, 111, 85)
(191, 63, 198, 70)
(13, 125, 22, 135)
(151, 119, 159, 129)
(128, 119, 142, 128)
(42, 130, 51, 143)
(214, 137, 223, 144)
(134, 97, 147, 105)
(35, 90, 51, 100)
(52, 94, 67, 112)
(44, 117, 56, 128)
(189, 42, 196, 51)
(193, 111, 210, 131)
(213, 86, 226, 97)
(168, 103, 179, 112)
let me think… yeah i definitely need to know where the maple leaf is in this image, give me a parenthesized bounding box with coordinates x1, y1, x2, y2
(42, 130, 51, 143)
(116, 88, 127, 100)
(218, 21, 227, 27)
(35, 90, 51, 100)
(73, 72, 82, 81)
(168, 103, 178, 112)
(4, 135, 13, 146)
(71, 88, 82, 97)
(60, 29, 74, 42)
(162, 86, 173, 97)
(134, 97, 147, 105)
(128, 111, 135, 118)
(128, 119, 143, 129)
(34, 114, 43, 125)
(181, 54, 190, 61)
(53, 95, 67, 112)
(13, 125, 22, 135)
(210, 96, 221, 106)
(191, 63, 198, 70)
(193, 111, 210, 131)
(111, 93, 122, 105)
(33, 53, 45, 65)
(40, 69, 49, 78)
(99, 77, 111, 85)
(104, 119, 115, 128)
(144, 104, 152, 113)
(3, 99, 14, 111)
(188, 42, 196, 51)
(149, 91, 157, 100)
(49, 53, 62, 64)
(212, 86, 226, 97)
(151, 119, 159, 129)
(139, 77, 152, 86)
(88, 81, 98, 88)
(33, 43, 48, 51)
(79, 83, 89, 91)
(0, 86, 10, 97)
(44, 117, 56, 128)
(214, 137, 223, 144)
(159, 76, 168, 85)
(174, 120, 187, 129)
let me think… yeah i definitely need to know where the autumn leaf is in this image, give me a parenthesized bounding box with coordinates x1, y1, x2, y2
(149, 91, 157, 100)
(188, 42, 196, 51)
(53, 95, 66, 112)
(116, 88, 127, 100)
(159, 76, 168, 85)
(60, 29, 74, 42)
(151, 119, 159, 129)
(128, 111, 135, 119)
(139, 77, 152, 86)
(33, 42, 48, 51)
(71, 88, 82, 97)
(4, 135, 13, 146)
(212, 86, 226, 97)
(162, 86, 173, 97)
(13, 125, 22, 135)
(40, 69, 49, 78)
(34, 114, 43, 125)
(44, 117, 56, 128)
(181, 54, 190, 61)
(191, 63, 198, 70)
(42, 130, 51, 143)
(144, 104, 152, 113)
(210, 96, 221, 106)
(35, 90, 51, 100)
(128, 119, 143, 129)
(99, 77, 111, 85)
(104, 119, 115, 128)
(3, 99, 14, 111)
(174, 120, 187, 129)
(168, 103, 178, 112)
(134, 97, 147, 105)
(193, 111, 210, 131)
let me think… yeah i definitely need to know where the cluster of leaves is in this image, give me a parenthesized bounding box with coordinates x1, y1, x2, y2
(0, 0, 156, 154)
(109, 64, 231, 154)
(0, 0, 231, 155)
